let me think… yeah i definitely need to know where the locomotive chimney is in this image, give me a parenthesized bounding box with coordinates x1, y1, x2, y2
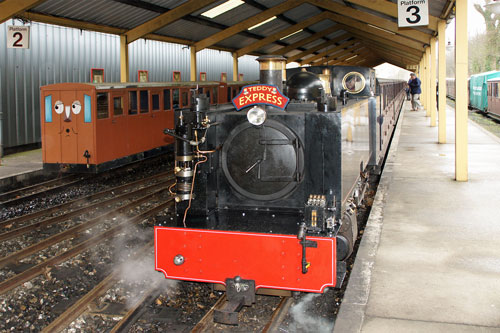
(257, 55, 286, 92)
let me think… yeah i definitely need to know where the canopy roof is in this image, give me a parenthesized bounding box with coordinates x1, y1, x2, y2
(0, 0, 455, 68)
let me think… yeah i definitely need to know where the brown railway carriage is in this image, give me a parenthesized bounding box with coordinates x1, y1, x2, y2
(41, 81, 255, 172)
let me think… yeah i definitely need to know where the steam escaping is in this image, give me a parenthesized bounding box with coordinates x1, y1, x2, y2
(288, 293, 334, 333)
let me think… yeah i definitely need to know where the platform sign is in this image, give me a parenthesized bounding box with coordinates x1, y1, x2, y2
(7, 26, 30, 49)
(398, 0, 429, 27)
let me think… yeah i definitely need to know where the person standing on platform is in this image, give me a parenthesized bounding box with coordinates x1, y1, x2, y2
(408, 73, 422, 111)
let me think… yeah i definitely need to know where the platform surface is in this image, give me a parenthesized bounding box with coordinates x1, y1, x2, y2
(0, 149, 43, 183)
(335, 102, 500, 332)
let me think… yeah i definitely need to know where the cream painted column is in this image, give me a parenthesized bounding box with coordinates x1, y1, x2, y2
(190, 47, 197, 81)
(421, 51, 426, 110)
(425, 47, 431, 116)
(438, 20, 447, 143)
(430, 37, 437, 126)
(232, 52, 239, 81)
(455, 0, 468, 181)
(120, 35, 129, 83)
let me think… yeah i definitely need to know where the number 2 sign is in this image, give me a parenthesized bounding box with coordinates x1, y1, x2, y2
(397, 0, 429, 27)
(7, 26, 30, 49)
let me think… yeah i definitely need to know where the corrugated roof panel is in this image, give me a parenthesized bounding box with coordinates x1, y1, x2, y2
(191, 0, 236, 16)
(33, 0, 159, 29)
(281, 3, 322, 22)
(210, 3, 262, 26)
(249, 19, 290, 37)
(141, 0, 190, 9)
(217, 34, 259, 50)
(254, 0, 285, 8)
(157, 19, 220, 41)
(278, 30, 309, 45)
(308, 20, 337, 33)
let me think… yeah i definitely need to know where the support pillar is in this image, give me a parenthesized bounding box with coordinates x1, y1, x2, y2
(425, 47, 431, 116)
(430, 37, 437, 126)
(421, 53, 426, 109)
(190, 46, 197, 81)
(232, 53, 239, 81)
(455, 0, 468, 181)
(120, 35, 129, 83)
(438, 20, 447, 143)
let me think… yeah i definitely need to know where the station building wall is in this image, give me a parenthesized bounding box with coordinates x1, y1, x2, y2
(0, 21, 259, 151)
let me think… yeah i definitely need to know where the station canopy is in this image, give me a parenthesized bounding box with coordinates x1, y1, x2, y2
(0, 0, 455, 69)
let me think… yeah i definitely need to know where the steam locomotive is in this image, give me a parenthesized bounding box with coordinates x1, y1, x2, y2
(155, 56, 405, 324)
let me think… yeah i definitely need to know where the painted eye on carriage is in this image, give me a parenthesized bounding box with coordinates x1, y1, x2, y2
(54, 101, 64, 114)
(72, 101, 82, 114)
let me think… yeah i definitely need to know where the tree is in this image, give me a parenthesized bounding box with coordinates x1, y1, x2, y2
(473, 0, 500, 71)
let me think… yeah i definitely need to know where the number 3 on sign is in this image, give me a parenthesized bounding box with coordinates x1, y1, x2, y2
(7, 26, 30, 49)
(397, 0, 429, 27)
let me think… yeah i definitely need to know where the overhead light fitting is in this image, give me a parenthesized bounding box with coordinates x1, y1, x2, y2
(345, 55, 358, 61)
(248, 16, 277, 30)
(280, 29, 303, 40)
(201, 0, 244, 19)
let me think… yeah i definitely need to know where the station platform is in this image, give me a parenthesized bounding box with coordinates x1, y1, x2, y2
(335, 102, 500, 332)
(0, 149, 45, 190)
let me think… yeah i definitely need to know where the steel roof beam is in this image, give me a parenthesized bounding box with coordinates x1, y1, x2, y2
(0, 0, 47, 24)
(308, 0, 431, 44)
(125, 0, 218, 44)
(194, 0, 304, 52)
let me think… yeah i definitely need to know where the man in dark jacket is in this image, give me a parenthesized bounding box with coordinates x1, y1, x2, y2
(408, 73, 422, 111)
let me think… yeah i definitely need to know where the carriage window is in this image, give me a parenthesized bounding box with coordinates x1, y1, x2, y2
(182, 91, 189, 107)
(96, 93, 109, 119)
(205, 90, 210, 103)
(227, 87, 231, 102)
(140, 90, 149, 113)
(113, 97, 123, 116)
(129, 91, 138, 115)
(163, 89, 171, 110)
(152, 94, 160, 111)
(173, 89, 180, 109)
(198, 88, 203, 94)
(212, 87, 218, 104)
(494, 83, 499, 98)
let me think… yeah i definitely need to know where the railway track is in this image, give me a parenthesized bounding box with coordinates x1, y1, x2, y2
(0, 174, 87, 207)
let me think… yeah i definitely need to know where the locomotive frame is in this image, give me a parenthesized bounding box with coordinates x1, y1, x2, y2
(154, 58, 406, 324)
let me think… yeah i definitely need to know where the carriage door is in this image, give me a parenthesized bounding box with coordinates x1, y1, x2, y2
(59, 90, 81, 164)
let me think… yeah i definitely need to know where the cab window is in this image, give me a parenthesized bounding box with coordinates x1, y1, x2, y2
(140, 90, 149, 113)
(96, 93, 109, 119)
(129, 91, 138, 115)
